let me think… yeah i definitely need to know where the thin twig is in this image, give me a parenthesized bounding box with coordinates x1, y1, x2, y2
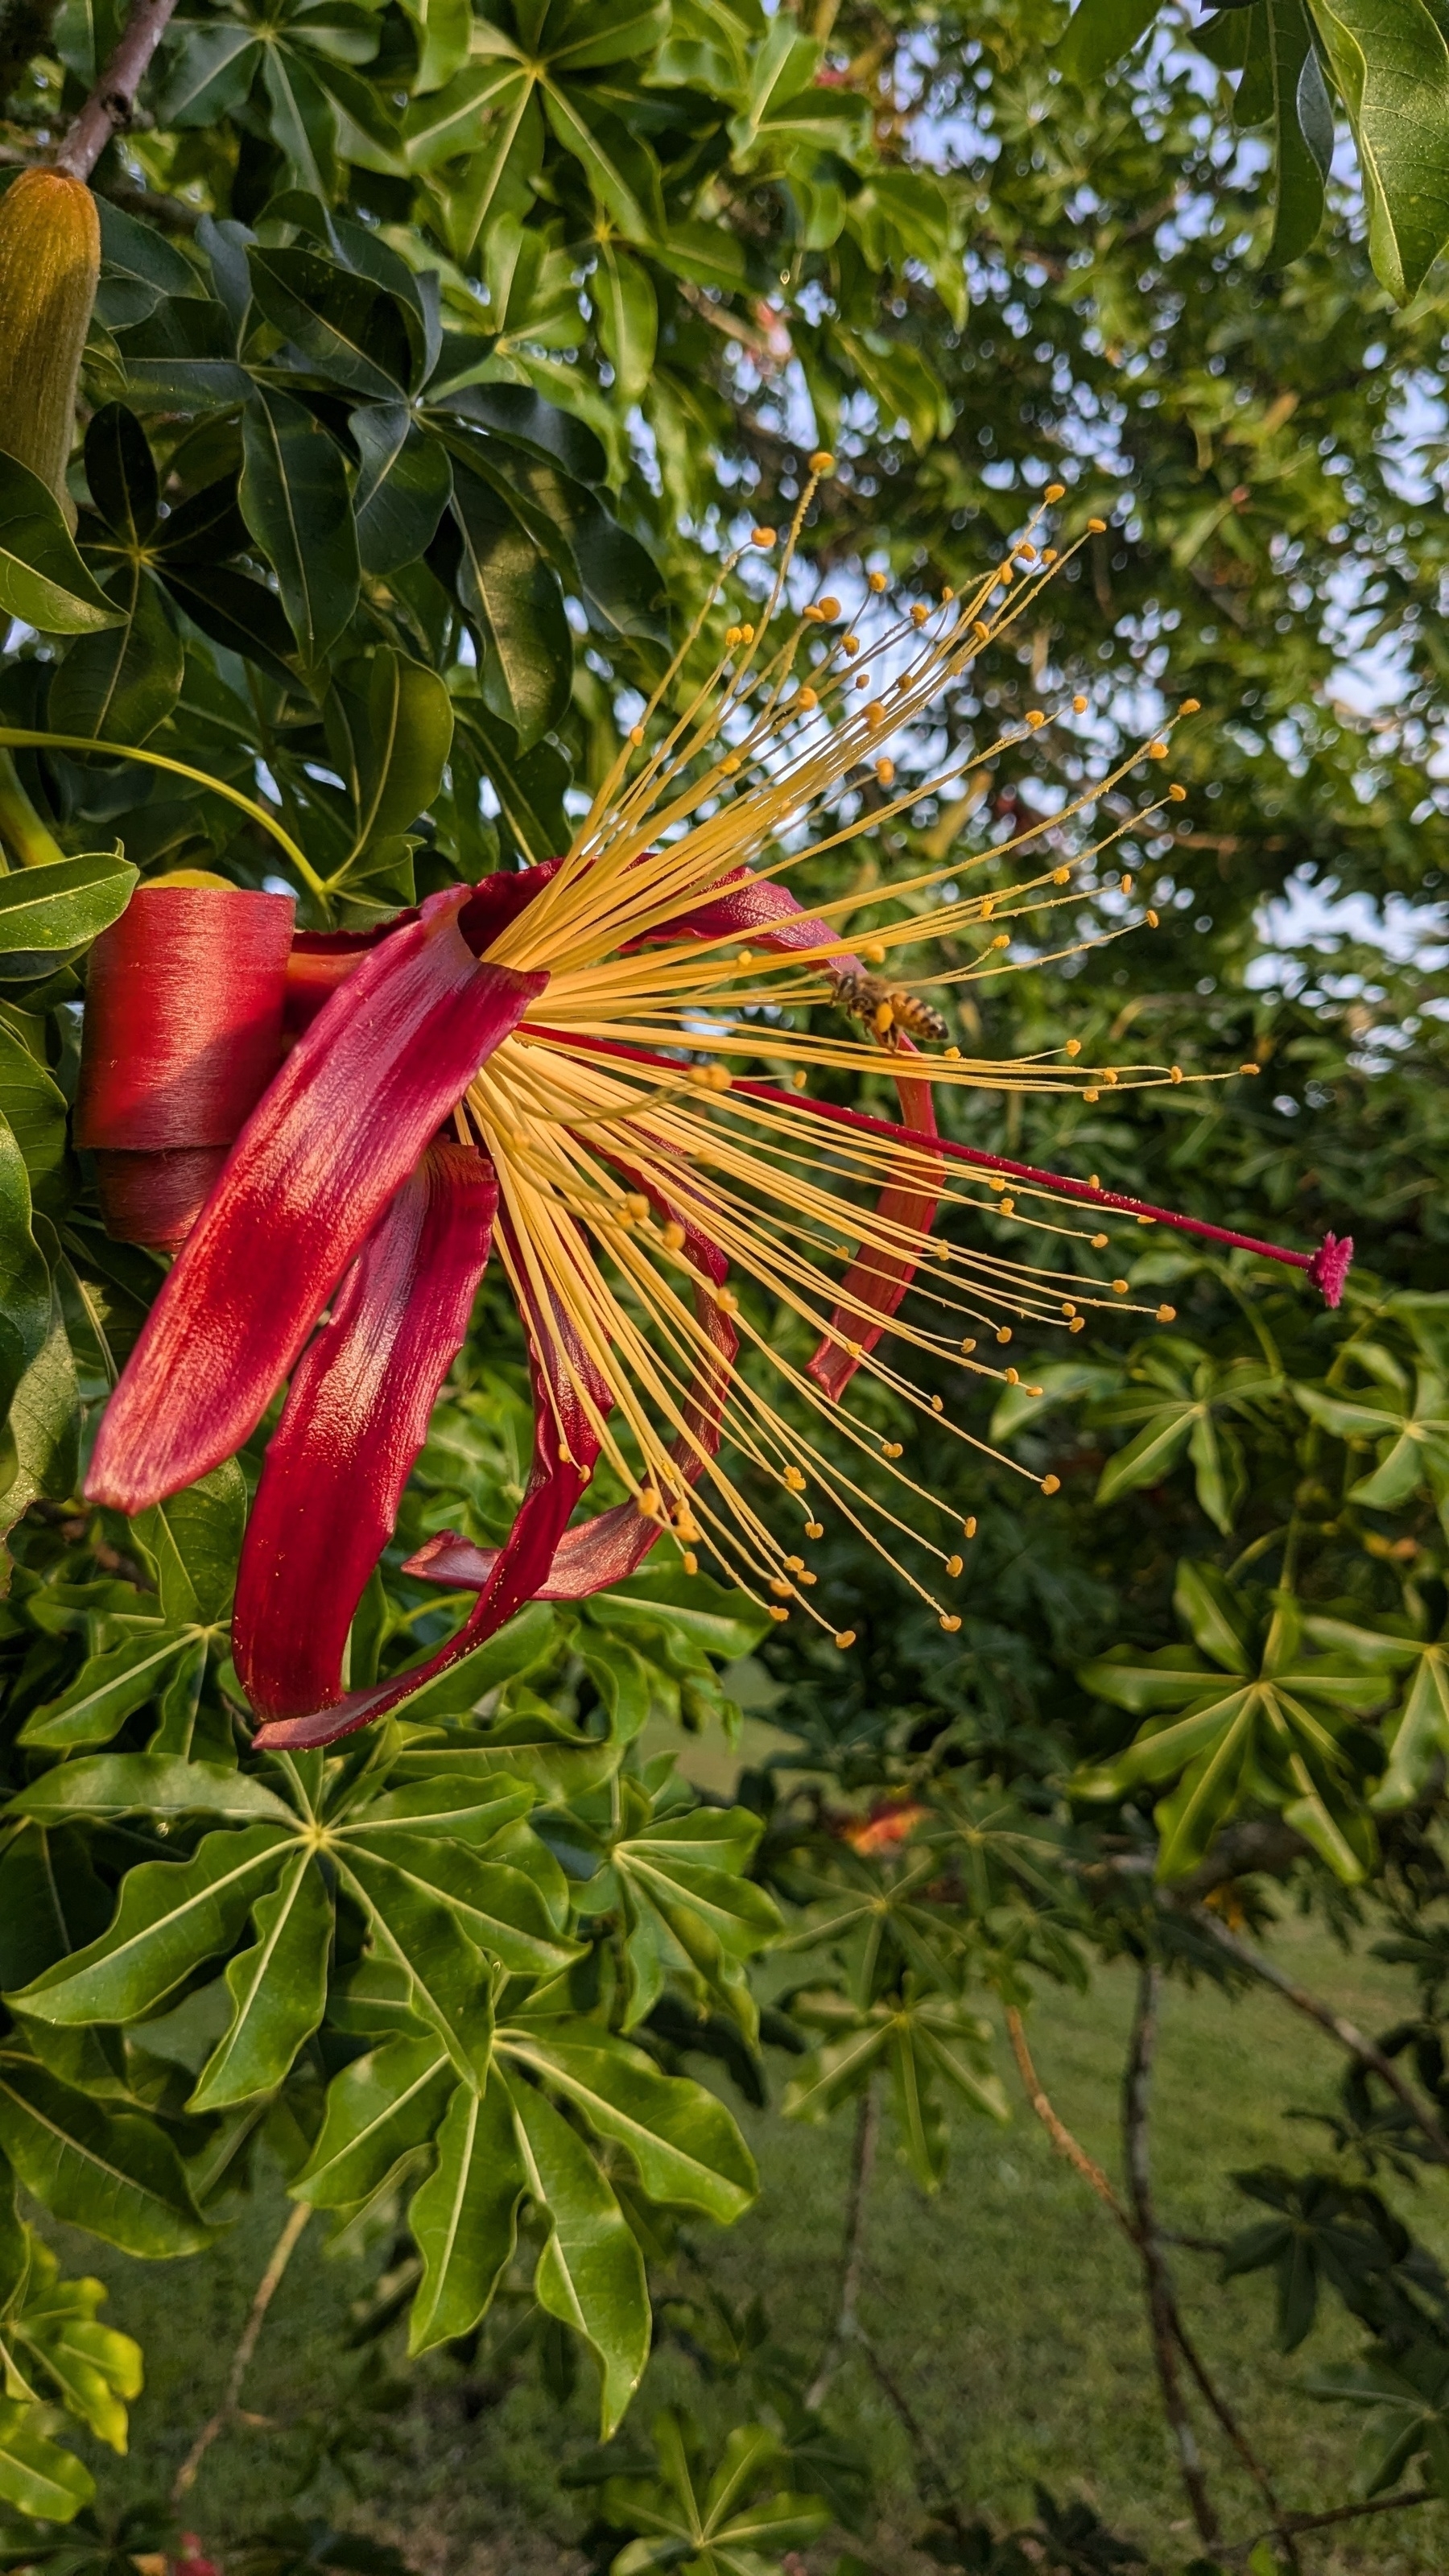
(806, 2078, 878, 2409)
(1219, 2487, 1436, 2558)
(1005, 2005, 1132, 2234)
(171, 2201, 312, 2504)
(1124, 1965, 1220, 2549)
(53, 0, 182, 180)
(1192, 1907, 1449, 2165)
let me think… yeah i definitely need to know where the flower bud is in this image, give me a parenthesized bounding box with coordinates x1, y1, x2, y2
(0, 169, 101, 514)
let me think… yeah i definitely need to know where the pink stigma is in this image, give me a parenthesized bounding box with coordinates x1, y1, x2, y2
(1306, 1232, 1353, 1309)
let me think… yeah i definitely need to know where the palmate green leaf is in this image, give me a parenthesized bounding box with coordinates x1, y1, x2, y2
(0, 2402, 93, 2522)
(1055, 0, 1160, 80)
(322, 648, 452, 886)
(8, 1824, 294, 2025)
(133, 1460, 246, 1626)
(1306, 0, 1449, 302)
(340, 1827, 577, 1979)
(783, 2013, 894, 2123)
(341, 1773, 535, 1843)
(407, 2071, 525, 2355)
(49, 562, 183, 747)
(432, 79, 544, 263)
(13, 2242, 143, 2450)
(352, 407, 452, 576)
(292, 2035, 454, 2209)
(6, 1752, 293, 1827)
(402, 56, 531, 171)
(502, 2064, 650, 2437)
(248, 246, 416, 399)
(593, 246, 656, 405)
(0, 1025, 68, 1211)
(18, 1624, 193, 1752)
(499, 2024, 756, 2222)
(0, 856, 137, 983)
(0, 1831, 110, 1994)
(0, 2056, 210, 2256)
(0, 460, 122, 636)
(1373, 1639, 1449, 1810)
(541, 85, 662, 242)
(188, 1850, 332, 2111)
(0, 1258, 78, 1545)
(397, 0, 469, 91)
(1307, 2347, 1449, 2496)
(450, 468, 572, 749)
(335, 1843, 494, 2087)
(240, 385, 359, 672)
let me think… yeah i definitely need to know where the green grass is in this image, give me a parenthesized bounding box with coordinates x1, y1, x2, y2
(60, 1914, 1449, 2576)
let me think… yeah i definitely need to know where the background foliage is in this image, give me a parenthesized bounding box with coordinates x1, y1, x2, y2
(0, 0, 1446, 2566)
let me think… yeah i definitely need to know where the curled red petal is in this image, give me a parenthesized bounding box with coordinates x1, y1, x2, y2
(251, 1211, 612, 1750)
(86, 887, 546, 1514)
(403, 1156, 737, 1600)
(233, 1141, 498, 1722)
(76, 885, 295, 1247)
(284, 865, 564, 1034)
(806, 1051, 941, 1401)
(646, 869, 861, 971)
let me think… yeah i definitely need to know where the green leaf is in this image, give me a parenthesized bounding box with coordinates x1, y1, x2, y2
(0, 1026, 67, 1209)
(502, 2065, 650, 2436)
(10, 1823, 295, 2025)
(541, 86, 661, 241)
(1055, 0, 1161, 80)
(0, 855, 137, 983)
(0, 460, 123, 635)
(188, 1851, 332, 2110)
(83, 402, 159, 543)
(0, 2402, 92, 2521)
(49, 563, 182, 745)
(407, 2071, 526, 2353)
(240, 384, 359, 672)
(501, 2025, 756, 2221)
(0, 2058, 210, 2255)
(459, 701, 569, 864)
(0, 1112, 49, 1427)
(398, 0, 470, 90)
(343, 1773, 535, 1843)
(336, 1843, 494, 2087)
(403, 56, 532, 170)
(0, 1261, 78, 1538)
(592, 246, 657, 405)
(450, 469, 571, 749)
(1306, 0, 1449, 300)
(324, 648, 453, 883)
(19, 1627, 195, 1752)
(292, 2035, 454, 2208)
(247, 245, 416, 399)
(341, 1827, 576, 1981)
(1266, 0, 1333, 264)
(352, 407, 452, 577)
(132, 1459, 247, 1625)
(6, 1753, 293, 1828)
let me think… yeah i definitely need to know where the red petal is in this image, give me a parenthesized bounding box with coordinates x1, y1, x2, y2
(645, 869, 861, 971)
(284, 865, 564, 1034)
(807, 1051, 942, 1400)
(404, 1159, 736, 1600)
(76, 885, 295, 1247)
(233, 1141, 498, 1721)
(250, 1214, 609, 1750)
(86, 888, 546, 1513)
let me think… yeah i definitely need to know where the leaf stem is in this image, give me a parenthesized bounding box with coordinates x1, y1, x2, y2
(0, 728, 328, 899)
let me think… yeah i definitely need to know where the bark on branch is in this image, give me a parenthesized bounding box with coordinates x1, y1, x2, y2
(54, 0, 182, 180)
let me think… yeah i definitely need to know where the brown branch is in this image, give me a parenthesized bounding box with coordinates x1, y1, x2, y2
(53, 0, 181, 180)
(1191, 1907, 1449, 2165)
(806, 2077, 878, 2410)
(171, 2201, 312, 2504)
(1124, 1965, 1220, 2549)
(1005, 2004, 1133, 2234)
(1220, 2487, 1435, 2559)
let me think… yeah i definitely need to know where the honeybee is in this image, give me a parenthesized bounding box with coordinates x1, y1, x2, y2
(828, 969, 949, 1045)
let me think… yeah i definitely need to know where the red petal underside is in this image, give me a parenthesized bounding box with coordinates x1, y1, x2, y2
(233, 1141, 498, 1722)
(251, 1212, 613, 1750)
(284, 865, 564, 1034)
(86, 887, 546, 1514)
(642, 869, 861, 972)
(76, 886, 296, 1248)
(404, 1156, 737, 1600)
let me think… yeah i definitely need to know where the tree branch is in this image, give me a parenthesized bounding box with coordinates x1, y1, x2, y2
(53, 0, 182, 180)
(806, 2077, 878, 2409)
(171, 2201, 312, 2504)
(1220, 2486, 1435, 2559)
(1124, 1965, 1220, 2549)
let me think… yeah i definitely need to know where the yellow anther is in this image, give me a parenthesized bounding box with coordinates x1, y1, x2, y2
(1104, 1067, 1119, 1084)
(1091, 1232, 1108, 1249)
(687, 1063, 714, 1086)
(947, 1554, 964, 1578)
(795, 685, 818, 711)
(990, 933, 1010, 951)
(1137, 1214, 1154, 1227)
(1180, 697, 1200, 714)
(834, 1629, 856, 1649)
(931, 1393, 944, 1413)
(799, 1570, 817, 1586)
(1062, 1301, 1077, 1317)
(751, 525, 776, 547)
(1088, 516, 1106, 533)
(1042, 547, 1058, 564)
(716, 1286, 739, 1314)
(861, 941, 886, 964)
(783, 1465, 806, 1491)
(1157, 1304, 1177, 1323)
(786, 1554, 805, 1573)
(740, 623, 755, 642)
(999, 1198, 1014, 1217)
(809, 449, 835, 474)
(1111, 1278, 1129, 1294)
(793, 1069, 809, 1090)
(996, 1326, 1012, 1346)
(941, 584, 955, 601)
(1147, 740, 1168, 760)
(1026, 709, 1045, 729)
(724, 625, 743, 647)
(1004, 1367, 1020, 1385)
(873, 1000, 895, 1034)
(1088, 1173, 1101, 1190)
(960, 1336, 976, 1354)
(807, 1520, 825, 1539)
(910, 603, 930, 627)
(883, 1440, 903, 1459)
(818, 594, 841, 619)
(1083, 1087, 1100, 1103)
(868, 568, 888, 592)
(1239, 1062, 1261, 1076)
(1146, 908, 1160, 927)
(972, 619, 990, 641)
(846, 1337, 864, 1357)
(1041, 1475, 1061, 1496)
(1017, 543, 1038, 564)
(1027, 1384, 1043, 1397)
(865, 700, 889, 729)
(964, 1515, 978, 1538)
(736, 947, 753, 964)
(1046, 481, 1065, 502)
(987, 1174, 1005, 1191)
(770, 1575, 792, 1598)
(1065, 1037, 1081, 1056)
(843, 633, 861, 654)
(875, 757, 895, 787)
(706, 1063, 733, 1091)
(638, 1486, 661, 1518)
(720, 753, 742, 775)
(625, 1191, 650, 1220)
(945, 1044, 960, 1059)
(854, 674, 870, 691)
(1169, 782, 1187, 803)
(629, 724, 645, 745)
(770, 1605, 790, 1622)
(940, 1613, 962, 1633)
(1170, 1064, 1183, 1084)
(683, 1550, 699, 1575)
(1052, 865, 1071, 886)
(1069, 1315, 1085, 1332)
(1072, 693, 1088, 712)
(1120, 875, 1133, 896)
